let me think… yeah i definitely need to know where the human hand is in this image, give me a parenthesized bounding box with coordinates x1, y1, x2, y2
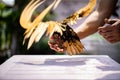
(48, 28, 84, 55)
(98, 18, 120, 43)
(48, 33, 65, 53)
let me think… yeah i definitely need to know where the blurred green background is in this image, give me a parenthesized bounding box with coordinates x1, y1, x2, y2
(0, 0, 65, 64)
(0, 0, 120, 64)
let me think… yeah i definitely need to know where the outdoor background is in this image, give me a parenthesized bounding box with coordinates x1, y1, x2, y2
(0, 0, 120, 64)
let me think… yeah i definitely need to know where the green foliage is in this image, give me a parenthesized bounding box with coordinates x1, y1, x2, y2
(0, 3, 12, 51)
(0, 2, 21, 57)
(0, 0, 61, 59)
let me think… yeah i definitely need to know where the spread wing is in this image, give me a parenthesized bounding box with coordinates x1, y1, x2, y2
(20, 0, 61, 49)
(20, 0, 96, 55)
(60, 0, 96, 55)
(61, 0, 96, 55)
(62, 0, 96, 25)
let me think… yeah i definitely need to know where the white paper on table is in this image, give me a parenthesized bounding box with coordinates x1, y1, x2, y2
(0, 55, 120, 80)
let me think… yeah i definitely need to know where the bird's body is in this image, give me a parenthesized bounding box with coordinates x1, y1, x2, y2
(20, 0, 96, 55)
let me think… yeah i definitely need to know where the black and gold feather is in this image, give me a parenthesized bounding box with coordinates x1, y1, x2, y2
(20, 0, 96, 55)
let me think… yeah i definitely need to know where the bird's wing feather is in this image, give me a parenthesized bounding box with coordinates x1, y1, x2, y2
(27, 22, 48, 49)
(31, 0, 59, 30)
(62, 0, 96, 25)
(20, 0, 96, 55)
(20, 0, 45, 29)
(20, 0, 61, 49)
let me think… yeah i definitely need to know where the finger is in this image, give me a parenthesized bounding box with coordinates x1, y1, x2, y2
(111, 20, 120, 28)
(99, 31, 106, 37)
(48, 41, 64, 53)
(48, 41, 57, 50)
(57, 47, 64, 52)
(107, 38, 117, 44)
(107, 34, 120, 43)
(100, 31, 113, 38)
(98, 26, 113, 33)
(105, 18, 118, 24)
(103, 35, 120, 44)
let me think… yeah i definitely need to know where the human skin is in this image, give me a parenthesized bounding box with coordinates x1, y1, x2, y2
(48, 0, 118, 52)
(98, 18, 120, 43)
(75, 0, 118, 39)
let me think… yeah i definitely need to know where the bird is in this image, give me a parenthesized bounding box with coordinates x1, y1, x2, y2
(20, 0, 96, 55)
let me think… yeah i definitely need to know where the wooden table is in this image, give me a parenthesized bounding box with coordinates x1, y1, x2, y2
(0, 55, 120, 80)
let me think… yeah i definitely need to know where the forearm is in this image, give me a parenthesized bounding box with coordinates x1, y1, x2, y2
(75, 0, 118, 39)
(75, 11, 105, 39)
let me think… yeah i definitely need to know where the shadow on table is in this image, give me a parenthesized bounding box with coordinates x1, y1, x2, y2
(16, 56, 120, 68)
(16, 57, 87, 66)
(15, 56, 120, 79)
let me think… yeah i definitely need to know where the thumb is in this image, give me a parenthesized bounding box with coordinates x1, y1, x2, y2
(105, 18, 118, 24)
